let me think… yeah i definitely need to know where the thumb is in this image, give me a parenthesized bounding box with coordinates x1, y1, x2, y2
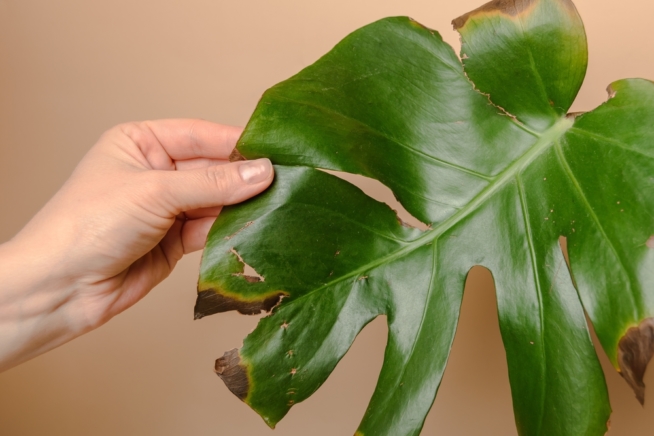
(159, 158, 274, 213)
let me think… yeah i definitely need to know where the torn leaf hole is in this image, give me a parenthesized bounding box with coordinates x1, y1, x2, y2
(230, 248, 265, 282)
(320, 169, 430, 231)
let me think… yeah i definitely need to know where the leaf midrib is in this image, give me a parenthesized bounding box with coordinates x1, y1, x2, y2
(282, 116, 575, 308)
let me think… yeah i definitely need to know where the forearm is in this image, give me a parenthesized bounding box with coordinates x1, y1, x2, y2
(0, 238, 89, 372)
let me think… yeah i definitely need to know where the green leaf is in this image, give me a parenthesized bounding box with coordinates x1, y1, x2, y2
(197, 0, 654, 434)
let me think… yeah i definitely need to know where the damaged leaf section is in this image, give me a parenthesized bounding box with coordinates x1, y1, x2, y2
(230, 248, 265, 283)
(453, 0, 587, 130)
(194, 289, 288, 318)
(215, 349, 250, 401)
(229, 148, 247, 162)
(618, 318, 654, 405)
(320, 169, 431, 231)
(452, 0, 537, 30)
(224, 221, 254, 241)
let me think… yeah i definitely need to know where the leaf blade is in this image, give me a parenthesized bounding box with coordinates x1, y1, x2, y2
(198, 5, 654, 435)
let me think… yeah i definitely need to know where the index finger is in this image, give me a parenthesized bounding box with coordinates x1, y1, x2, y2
(136, 119, 243, 161)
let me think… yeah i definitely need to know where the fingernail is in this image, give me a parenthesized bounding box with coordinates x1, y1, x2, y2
(239, 158, 272, 184)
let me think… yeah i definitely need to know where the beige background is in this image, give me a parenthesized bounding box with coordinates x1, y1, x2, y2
(1, 0, 654, 434)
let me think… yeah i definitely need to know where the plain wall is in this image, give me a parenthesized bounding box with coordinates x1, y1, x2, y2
(1, 0, 654, 434)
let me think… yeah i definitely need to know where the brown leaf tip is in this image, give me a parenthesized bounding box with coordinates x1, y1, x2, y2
(229, 148, 247, 162)
(194, 289, 288, 319)
(452, 0, 536, 30)
(215, 349, 249, 401)
(618, 317, 654, 405)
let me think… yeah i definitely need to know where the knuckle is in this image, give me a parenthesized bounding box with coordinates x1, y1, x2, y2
(118, 121, 150, 146)
(127, 171, 164, 205)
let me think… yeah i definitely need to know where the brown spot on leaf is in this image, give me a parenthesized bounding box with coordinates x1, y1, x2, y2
(215, 349, 249, 401)
(454, 0, 578, 29)
(224, 221, 254, 240)
(229, 148, 247, 162)
(452, 0, 536, 29)
(618, 318, 654, 405)
(194, 289, 288, 318)
(646, 236, 654, 249)
(241, 275, 262, 283)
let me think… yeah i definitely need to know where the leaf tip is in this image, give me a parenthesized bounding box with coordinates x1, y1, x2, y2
(229, 148, 247, 162)
(617, 317, 654, 405)
(215, 348, 250, 401)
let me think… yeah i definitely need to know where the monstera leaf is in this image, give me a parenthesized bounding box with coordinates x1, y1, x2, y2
(196, 0, 654, 434)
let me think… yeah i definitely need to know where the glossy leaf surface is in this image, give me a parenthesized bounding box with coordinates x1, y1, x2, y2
(197, 0, 654, 434)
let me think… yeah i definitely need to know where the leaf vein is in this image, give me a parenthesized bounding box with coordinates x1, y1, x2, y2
(554, 140, 640, 316)
(268, 94, 493, 182)
(516, 174, 547, 436)
(568, 127, 654, 160)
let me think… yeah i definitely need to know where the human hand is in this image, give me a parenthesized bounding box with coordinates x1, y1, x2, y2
(0, 119, 273, 371)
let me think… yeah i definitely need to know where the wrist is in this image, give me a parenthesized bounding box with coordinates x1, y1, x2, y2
(0, 237, 88, 371)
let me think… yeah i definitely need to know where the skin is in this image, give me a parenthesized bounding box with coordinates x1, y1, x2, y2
(0, 119, 274, 372)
